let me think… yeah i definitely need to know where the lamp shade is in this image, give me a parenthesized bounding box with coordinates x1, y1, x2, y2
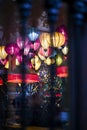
(24, 44, 30, 55)
(7, 73, 39, 83)
(38, 47, 52, 58)
(43, 93, 62, 98)
(52, 32, 65, 48)
(5, 43, 20, 55)
(25, 74, 39, 83)
(16, 37, 29, 49)
(0, 57, 8, 66)
(0, 78, 3, 85)
(28, 28, 39, 42)
(16, 53, 22, 63)
(55, 54, 63, 66)
(56, 66, 68, 78)
(56, 25, 68, 41)
(31, 55, 41, 70)
(34, 39, 40, 51)
(0, 46, 8, 59)
(39, 32, 51, 49)
(7, 74, 21, 83)
(62, 46, 68, 55)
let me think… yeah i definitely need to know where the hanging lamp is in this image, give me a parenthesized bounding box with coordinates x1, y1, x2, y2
(7, 73, 39, 83)
(0, 77, 3, 85)
(0, 46, 8, 59)
(56, 66, 68, 78)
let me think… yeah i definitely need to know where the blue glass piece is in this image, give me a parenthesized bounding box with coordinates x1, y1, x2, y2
(28, 28, 40, 42)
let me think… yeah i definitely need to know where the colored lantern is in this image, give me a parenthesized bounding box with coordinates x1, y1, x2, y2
(0, 78, 3, 85)
(5, 43, 20, 55)
(56, 66, 68, 78)
(33, 39, 40, 51)
(44, 57, 52, 65)
(27, 62, 33, 69)
(39, 32, 51, 49)
(56, 25, 68, 41)
(24, 44, 30, 55)
(55, 93, 62, 98)
(31, 55, 41, 70)
(62, 46, 68, 55)
(0, 57, 8, 66)
(28, 52, 35, 58)
(28, 27, 39, 42)
(38, 47, 52, 58)
(0, 46, 8, 59)
(5, 61, 9, 69)
(43, 93, 62, 98)
(25, 74, 39, 83)
(16, 37, 24, 49)
(52, 32, 65, 48)
(16, 53, 22, 63)
(16, 37, 29, 49)
(56, 54, 63, 66)
(7, 73, 39, 83)
(7, 74, 22, 83)
(4, 58, 20, 69)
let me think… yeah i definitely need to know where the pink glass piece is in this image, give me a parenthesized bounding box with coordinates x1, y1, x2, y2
(24, 44, 30, 55)
(28, 52, 35, 58)
(34, 39, 40, 51)
(16, 53, 22, 63)
(5, 43, 20, 55)
(56, 25, 68, 41)
(27, 62, 33, 69)
(38, 47, 52, 57)
(16, 37, 29, 49)
(0, 56, 8, 65)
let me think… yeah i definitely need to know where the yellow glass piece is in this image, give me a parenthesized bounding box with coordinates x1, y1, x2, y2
(0, 46, 7, 59)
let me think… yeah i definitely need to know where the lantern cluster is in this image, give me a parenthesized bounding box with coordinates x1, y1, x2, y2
(0, 25, 68, 85)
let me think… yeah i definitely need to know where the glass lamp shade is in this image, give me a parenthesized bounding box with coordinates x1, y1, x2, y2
(43, 93, 62, 98)
(5, 43, 20, 55)
(39, 32, 51, 49)
(33, 39, 40, 51)
(56, 25, 68, 41)
(4, 61, 9, 69)
(52, 32, 66, 48)
(24, 44, 30, 55)
(25, 74, 39, 83)
(7, 73, 39, 83)
(7, 74, 22, 83)
(38, 47, 52, 58)
(27, 62, 33, 69)
(28, 27, 39, 42)
(0, 78, 3, 85)
(31, 55, 41, 70)
(55, 54, 63, 66)
(4, 58, 20, 69)
(0, 56, 8, 66)
(28, 52, 35, 58)
(16, 53, 22, 63)
(30, 39, 40, 51)
(16, 37, 29, 49)
(62, 46, 68, 55)
(56, 66, 68, 78)
(0, 46, 8, 59)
